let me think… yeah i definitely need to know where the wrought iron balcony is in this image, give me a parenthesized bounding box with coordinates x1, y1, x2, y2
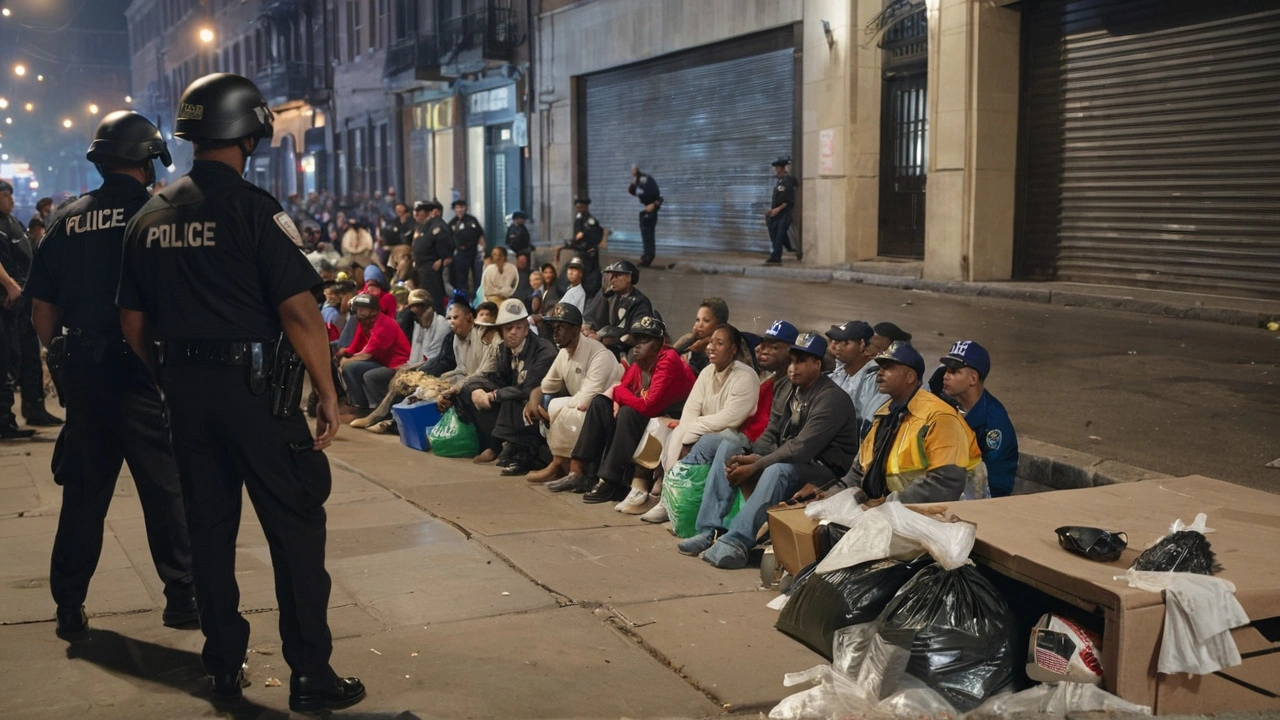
(253, 61, 322, 105)
(439, 3, 517, 76)
(384, 33, 443, 82)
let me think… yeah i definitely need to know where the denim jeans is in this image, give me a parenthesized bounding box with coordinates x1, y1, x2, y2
(340, 360, 383, 409)
(692, 432, 750, 536)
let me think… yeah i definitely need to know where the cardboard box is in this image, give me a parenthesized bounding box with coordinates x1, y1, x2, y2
(767, 504, 820, 578)
(949, 475, 1280, 714)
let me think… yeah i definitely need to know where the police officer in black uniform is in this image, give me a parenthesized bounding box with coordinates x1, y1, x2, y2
(117, 73, 364, 712)
(24, 111, 197, 640)
(0, 179, 62, 428)
(0, 182, 36, 439)
(628, 165, 662, 268)
(413, 199, 453, 315)
(765, 156, 798, 264)
(449, 199, 485, 296)
(564, 196, 604, 297)
(505, 209, 531, 256)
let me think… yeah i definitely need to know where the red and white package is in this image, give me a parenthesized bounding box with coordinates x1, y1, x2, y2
(1026, 613, 1104, 685)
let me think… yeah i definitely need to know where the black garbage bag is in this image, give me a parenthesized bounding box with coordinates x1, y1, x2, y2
(876, 563, 1019, 712)
(1131, 530, 1221, 575)
(775, 556, 932, 659)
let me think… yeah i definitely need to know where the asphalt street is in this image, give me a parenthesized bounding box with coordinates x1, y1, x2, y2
(636, 266, 1280, 492)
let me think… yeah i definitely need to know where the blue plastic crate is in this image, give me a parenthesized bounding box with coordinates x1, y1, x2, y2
(391, 400, 442, 452)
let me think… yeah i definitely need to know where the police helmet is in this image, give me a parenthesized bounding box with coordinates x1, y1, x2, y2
(86, 111, 172, 168)
(174, 73, 274, 143)
(602, 259, 640, 284)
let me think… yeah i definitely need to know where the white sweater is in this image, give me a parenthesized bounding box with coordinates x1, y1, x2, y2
(481, 262, 519, 301)
(663, 360, 759, 469)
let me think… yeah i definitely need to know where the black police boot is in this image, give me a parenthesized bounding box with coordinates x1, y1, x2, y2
(23, 405, 63, 427)
(211, 669, 250, 699)
(289, 672, 366, 712)
(162, 590, 200, 628)
(55, 605, 88, 640)
(0, 423, 36, 440)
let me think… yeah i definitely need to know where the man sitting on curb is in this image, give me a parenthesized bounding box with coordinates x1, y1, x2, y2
(456, 299, 557, 475)
(352, 289, 452, 433)
(848, 322, 911, 439)
(796, 342, 982, 506)
(591, 260, 653, 336)
(523, 303, 624, 483)
(690, 332, 861, 569)
(337, 293, 411, 417)
(930, 340, 1019, 497)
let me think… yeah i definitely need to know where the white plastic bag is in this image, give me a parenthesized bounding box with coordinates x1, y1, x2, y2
(965, 682, 1151, 717)
(1169, 512, 1214, 535)
(1122, 569, 1248, 675)
(804, 490, 865, 526)
(815, 502, 976, 574)
(832, 623, 876, 675)
(769, 665, 872, 720)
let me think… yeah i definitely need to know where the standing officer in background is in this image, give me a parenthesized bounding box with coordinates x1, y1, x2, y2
(413, 199, 453, 315)
(0, 182, 35, 439)
(117, 73, 365, 712)
(505, 209, 531, 256)
(628, 165, 662, 268)
(0, 180, 62, 427)
(563, 196, 603, 297)
(449, 199, 485, 297)
(25, 111, 196, 640)
(765, 156, 797, 265)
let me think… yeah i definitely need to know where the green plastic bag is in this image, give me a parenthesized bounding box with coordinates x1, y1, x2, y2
(428, 408, 480, 458)
(663, 462, 710, 538)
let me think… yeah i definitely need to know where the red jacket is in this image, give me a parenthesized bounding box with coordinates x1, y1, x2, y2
(346, 312, 411, 369)
(739, 375, 774, 443)
(614, 345, 696, 417)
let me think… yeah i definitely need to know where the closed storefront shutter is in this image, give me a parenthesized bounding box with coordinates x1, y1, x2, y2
(582, 29, 796, 255)
(1016, 0, 1280, 298)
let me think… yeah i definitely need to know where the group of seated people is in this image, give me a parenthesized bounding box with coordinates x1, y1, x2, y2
(316, 249, 1019, 571)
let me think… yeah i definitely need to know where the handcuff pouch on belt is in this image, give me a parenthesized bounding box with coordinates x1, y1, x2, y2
(269, 334, 307, 419)
(46, 334, 67, 406)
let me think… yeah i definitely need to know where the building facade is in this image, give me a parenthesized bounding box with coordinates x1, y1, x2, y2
(529, 0, 1279, 299)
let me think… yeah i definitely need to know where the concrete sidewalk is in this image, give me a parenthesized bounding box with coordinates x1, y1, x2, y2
(0, 425, 822, 719)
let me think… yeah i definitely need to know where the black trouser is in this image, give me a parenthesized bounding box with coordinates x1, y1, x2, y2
(49, 336, 192, 610)
(416, 265, 448, 315)
(572, 396, 652, 488)
(0, 306, 15, 428)
(639, 208, 658, 265)
(767, 211, 792, 261)
(456, 377, 543, 455)
(161, 362, 334, 678)
(11, 299, 45, 412)
(452, 246, 478, 296)
(580, 249, 602, 298)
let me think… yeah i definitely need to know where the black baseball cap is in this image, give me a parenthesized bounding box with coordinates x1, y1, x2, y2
(873, 322, 912, 344)
(826, 320, 874, 343)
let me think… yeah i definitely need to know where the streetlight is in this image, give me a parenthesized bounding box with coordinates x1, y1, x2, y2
(3, 118, 10, 125)
(23, 102, 31, 112)
(1, 8, 10, 17)
(125, 95, 133, 103)
(62, 118, 72, 129)
(0, 98, 7, 110)
(13, 63, 25, 77)
(198, 27, 215, 44)
(36, 74, 43, 82)
(88, 103, 99, 114)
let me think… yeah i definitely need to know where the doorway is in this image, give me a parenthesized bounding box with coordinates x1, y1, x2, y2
(877, 8, 928, 259)
(484, 123, 521, 242)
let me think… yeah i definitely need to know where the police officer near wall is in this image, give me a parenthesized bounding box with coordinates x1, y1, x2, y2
(25, 111, 197, 640)
(765, 156, 798, 265)
(628, 165, 662, 268)
(449, 199, 485, 296)
(413, 199, 453, 315)
(117, 73, 365, 712)
(564, 196, 604, 297)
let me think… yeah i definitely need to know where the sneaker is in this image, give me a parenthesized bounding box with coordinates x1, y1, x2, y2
(583, 479, 626, 504)
(677, 531, 717, 557)
(546, 472, 587, 493)
(349, 414, 375, 429)
(703, 538, 749, 569)
(614, 488, 648, 512)
(639, 497, 669, 523)
(619, 492, 659, 516)
(367, 419, 396, 434)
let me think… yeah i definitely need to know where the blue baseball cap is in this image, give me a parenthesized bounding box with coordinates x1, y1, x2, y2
(874, 341, 926, 379)
(940, 340, 991, 380)
(763, 320, 799, 344)
(790, 331, 828, 359)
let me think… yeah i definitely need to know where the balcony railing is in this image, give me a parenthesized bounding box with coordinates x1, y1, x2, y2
(384, 33, 441, 80)
(254, 61, 321, 104)
(440, 4, 517, 75)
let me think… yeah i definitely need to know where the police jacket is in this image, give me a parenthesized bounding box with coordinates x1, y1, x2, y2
(771, 173, 797, 213)
(450, 213, 484, 250)
(0, 212, 33, 286)
(629, 174, 662, 206)
(505, 223, 531, 253)
(591, 287, 654, 332)
(569, 212, 603, 252)
(118, 160, 321, 342)
(26, 174, 150, 332)
(412, 217, 453, 266)
(484, 334, 557, 404)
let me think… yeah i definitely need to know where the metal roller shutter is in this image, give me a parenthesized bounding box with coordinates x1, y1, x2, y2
(1015, 0, 1280, 298)
(582, 30, 796, 255)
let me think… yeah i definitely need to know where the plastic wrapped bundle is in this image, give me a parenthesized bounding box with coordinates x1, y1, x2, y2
(1131, 530, 1221, 575)
(876, 563, 1019, 712)
(775, 556, 932, 659)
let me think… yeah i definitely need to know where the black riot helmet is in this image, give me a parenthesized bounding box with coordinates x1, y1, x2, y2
(86, 111, 173, 168)
(174, 73, 274, 144)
